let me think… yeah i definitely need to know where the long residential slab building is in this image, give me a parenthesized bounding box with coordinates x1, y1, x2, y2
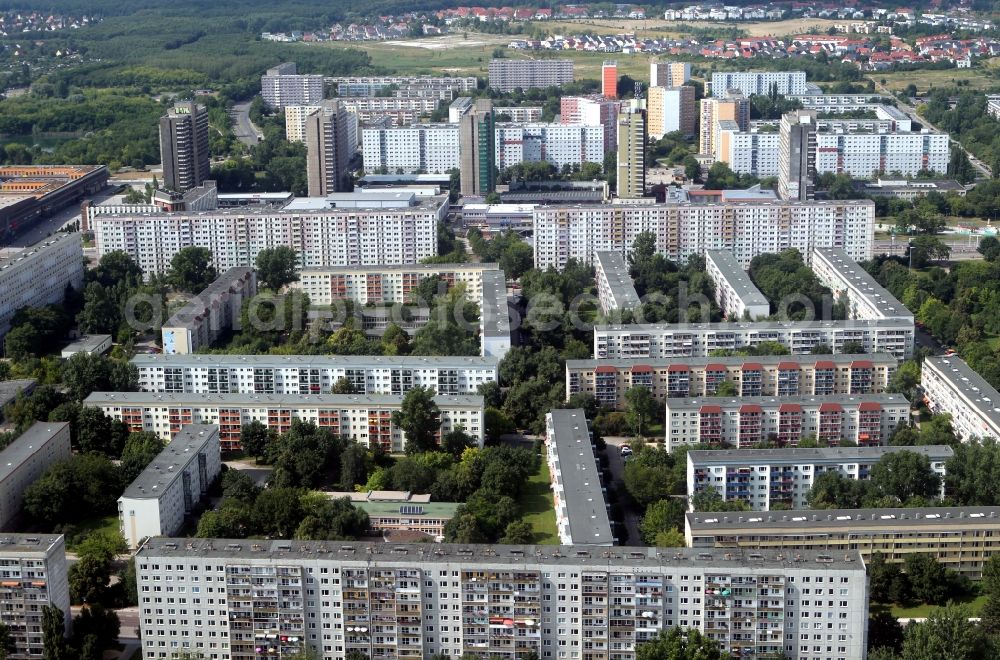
(118, 424, 222, 549)
(808, 248, 912, 322)
(532, 199, 875, 271)
(663, 393, 911, 450)
(0, 233, 84, 337)
(921, 355, 1000, 441)
(705, 250, 770, 321)
(686, 506, 1000, 579)
(91, 195, 448, 276)
(594, 319, 914, 360)
(687, 446, 952, 511)
(0, 422, 72, 531)
(161, 267, 257, 355)
(0, 535, 71, 656)
(594, 251, 640, 315)
(133, 354, 498, 396)
(566, 353, 898, 409)
(84, 392, 484, 453)
(545, 409, 614, 547)
(135, 538, 869, 660)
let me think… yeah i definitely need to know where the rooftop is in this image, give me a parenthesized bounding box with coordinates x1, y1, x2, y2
(480, 269, 511, 339)
(120, 425, 218, 500)
(300, 262, 498, 275)
(547, 409, 614, 546)
(283, 191, 418, 211)
(0, 422, 69, 483)
(85, 391, 484, 409)
(595, 318, 913, 333)
(566, 353, 897, 370)
(0, 233, 81, 272)
(162, 267, 255, 330)
(0, 534, 64, 557)
(665, 393, 909, 411)
(687, 506, 1000, 532)
(595, 252, 640, 311)
(138, 538, 865, 570)
(687, 444, 953, 465)
(924, 356, 1000, 432)
(0, 379, 36, 407)
(61, 334, 111, 355)
(811, 248, 912, 319)
(706, 250, 769, 311)
(91, 195, 447, 219)
(132, 354, 499, 369)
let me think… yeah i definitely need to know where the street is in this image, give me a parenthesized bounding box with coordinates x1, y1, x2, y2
(2, 185, 117, 249)
(231, 101, 262, 146)
(601, 436, 643, 545)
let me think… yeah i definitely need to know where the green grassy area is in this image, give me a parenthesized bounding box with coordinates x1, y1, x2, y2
(872, 64, 1000, 94)
(518, 458, 560, 545)
(871, 593, 988, 619)
(65, 514, 121, 552)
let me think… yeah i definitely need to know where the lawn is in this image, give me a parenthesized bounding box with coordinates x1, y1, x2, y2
(872, 64, 1000, 94)
(870, 593, 988, 619)
(518, 458, 560, 545)
(65, 514, 121, 552)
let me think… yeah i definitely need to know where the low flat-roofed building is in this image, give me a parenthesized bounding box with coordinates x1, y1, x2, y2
(0, 534, 72, 651)
(461, 203, 536, 233)
(922, 355, 1000, 441)
(545, 409, 614, 546)
(161, 267, 257, 355)
(664, 393, 910, 450)
(60, 334, 112, 358)
(856, 178, 966, 200)
(595, 318, 914, 360)
(595, 251, 640, 315)
(809, 247, 912, 321)
(687, 445, 951, 510)
(325, 491, 459, 539)
(705, 250, 770, 321)
(566, 353, 897, 409)
(216, 192, 295, 208)
(0, 165, 108, 237)
(132, 353, 498, 396)
(118, 424, 222, 548)
(0, 422, 72, 530)
(0, 379, 36, 415)
(84, 391, 484, 453)
(686, 505, 1000, 578)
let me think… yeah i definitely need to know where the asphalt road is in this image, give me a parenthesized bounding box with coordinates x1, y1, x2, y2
(231, 101, 262, 146)
(2, 185, 117, 249)
(601, 436, 644, 545)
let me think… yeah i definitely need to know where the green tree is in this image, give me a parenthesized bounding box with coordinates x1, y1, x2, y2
(909, 236, 951, 268)
(887, 360, 921, 398)
(868, 552, 905, 603)
(169, 247, 217, 293)
(623, 386, 657, 437)
(42, 605, 68, 660)
(441, 427, 475, 458)
(119, 432, 164, 483)
(254, 487, 304, 538)
(710, 380, 738, 397)
(62, 353, 138, 401)
(840, 341, 866, 354)
(339, 443, 370, 490)
(691, 486, 750, 512)
(900, 605, 991, 660)
(639, 498, 686, 545)
(636, 627, 724, 660)
(254, 246, 299, 291)
(393, 386, 440, 454)
(903, 554, 949, 605)
(499, 520, 534, 544)
(978, 236, 1000, 262)
(72, 604, 120, 651)
(240, 420, 272, 462)
(869, 611, 904, 655)
(294, 494, 369, 540)
(0, 621, 16, 660)
(869, 451, 941, 503)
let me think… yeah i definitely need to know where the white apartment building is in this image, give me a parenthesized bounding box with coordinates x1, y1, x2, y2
(559, 96, 619, 153)
(118, 424, 222, 549)
(480, 269, 512, 359)
(495, 106, 544, 123)
(84, 392, 484, 453)
(809, 248, 912, 321)
(0, 422, 72, 531)
(664, 393, 911, 450)
(705, 250, 770, 320)
(0, 535, 71, 655)
(647, 86, 696, 139)
(361, 124, 460, 174)
(710, 71, 808, 97)
(717, 122, 780, 177)
(161, 268, 257, 355)
(488, 58, 574, 92)
(545, 409, 614, 546)
(788, 95, 885, 112)
(594, 319, 914, 360)
(922, 355, 1000, 442)
(495, 123, 605, 171)
(286, 105, 359, 149)
(0, 233, 84, 337)
(91, 197, 447, 276)
(327, 76, 478, 96)
(566, 353, 898, 408)
(132, 354, 498, 396)
(135, 538, 870, 660)
(261, 63, 324, 109)
(532, 200, 876, 271)
(296, 262, 497, 305)
(594, 251, 640, 315)
(687, 445, 951, 510)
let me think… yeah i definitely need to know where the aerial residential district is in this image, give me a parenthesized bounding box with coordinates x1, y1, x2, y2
(5, 1, 1000, 660)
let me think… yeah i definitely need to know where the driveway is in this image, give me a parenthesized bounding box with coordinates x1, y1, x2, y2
(602, 436, 644, 545)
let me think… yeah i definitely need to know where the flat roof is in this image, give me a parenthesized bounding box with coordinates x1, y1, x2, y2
(349, 499, 461, 518)
(0, 379, 36, 407)
(687, 506, 1000, 532)
(62, 334, 111, 353)
(534, 199, 875, 212)
(595, 252, 640, 310)
(811, 248, 912, 318)
(359, 174, 452, 185)
(0, 422, 69, 483)
(132, 354, 499, 369)
(924, 356, 1000, 432)
(664, 393, 909, 412)
(481, 269, 510, 338)
(91, 196, 447, 219)
(0, 534, 64, 557)
(163, 267, 254, 330)
(139, 537, 865, 570)
(283, 191, 417, 211)
(595, 318, 913, 333)
(687, 445, 953, 465)
(0, 233, 80, 271)
(120, 425, 218, 500)
(85, 391, 484, 409)
(501, 190, 605, 203)
(548, 409, 614, 546)
(706, 250, 770, 310)
(566, 353, 897, 370)
(861, 179, 964, 192)
(300, 262, 498, 275)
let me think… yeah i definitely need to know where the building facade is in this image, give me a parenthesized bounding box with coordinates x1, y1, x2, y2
(664, 393, 910, 450)
(91, 198, 446, 275)
(159, 102, 210, 193)
(650, 61, 691, 88)
(305, 101, 353, 196)
(559, 96, 619, 153)
(532, 199, 876, 271)
(133, 354, 498, 397)
(0, 233, 84, 337)
(778, 111, 817, 202)
(297, 262, 499, 306)
(0, 422, 72, 531)
(594, 319, 913, 360)
(710, 71, 808, 97)
(361, 124, 460, 174)
(459, 100, 497, 196)
(495, 123, 605, 171)
(921, 355, 1000, 442)
(0, 535, 71, 657)
(647, 86, 696, 139)
(327, 76, 477, 97)
(546, 409, 614, 546)
(118, 424, 222, 548)
(84, 392, 484, 453)
(594, 251, 640, 315)
(487, 59, 574, 92)
(261, 63, 324, 109)
(135, 538, 870, 660)
(687, 446, 951, 510)
(566, 353, 898, 409)
(601, 60, 618, 99)
(705, 250, 770, 321)
(161, 268, 257, 355)
(809, 248, 912, 321)
(616, 110, 646, 199)
(699, 92, 750, 156)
